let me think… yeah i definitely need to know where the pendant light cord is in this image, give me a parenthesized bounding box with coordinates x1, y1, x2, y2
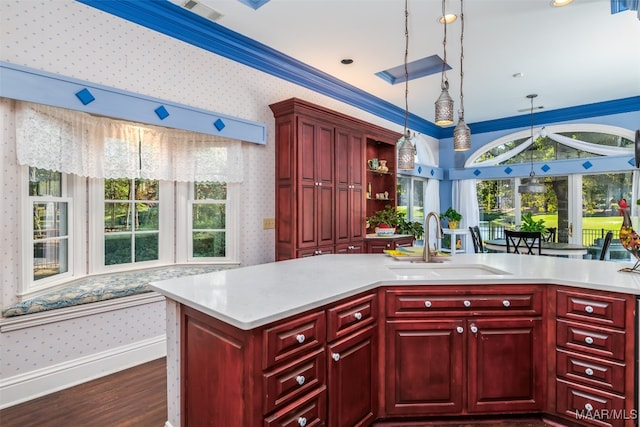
(441, 0, 448, 89)
(458, 0, 465, 117)
(403, 0, 410, 136)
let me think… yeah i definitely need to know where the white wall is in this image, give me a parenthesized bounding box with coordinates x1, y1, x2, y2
(0, 0, 402, 408)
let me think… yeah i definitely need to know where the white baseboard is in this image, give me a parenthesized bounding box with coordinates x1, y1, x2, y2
(0, 335, 167, 409)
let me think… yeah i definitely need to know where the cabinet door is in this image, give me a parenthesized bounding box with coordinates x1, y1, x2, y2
(336, 128, 365, 245)
(327, 325, 377, 427)
(467, 317, 543, 413)
(385, 320, 464, 415)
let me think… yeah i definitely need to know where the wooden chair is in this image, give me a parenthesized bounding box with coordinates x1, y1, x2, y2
(543, 227, 556, 243)
(505, 230, 542, 255)
(468, 226, 484, 253)
(600, 231, 614, 261)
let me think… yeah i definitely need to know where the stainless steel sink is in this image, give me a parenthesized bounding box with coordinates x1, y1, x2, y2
(387, 263, 511, 278)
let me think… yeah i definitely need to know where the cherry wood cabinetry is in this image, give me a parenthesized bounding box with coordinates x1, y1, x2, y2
(365, 234, 414, 254)
(384, 285, 544, 418)
(270, 98, 400, 260)
(551, 287, 636, 427)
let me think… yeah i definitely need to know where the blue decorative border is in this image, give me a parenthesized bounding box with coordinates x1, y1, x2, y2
(75, 0, 640, 139)
(0, 61, 267, 144)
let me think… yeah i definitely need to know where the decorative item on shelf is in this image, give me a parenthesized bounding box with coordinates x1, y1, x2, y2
(378, 160, 389, 173)
(440, 207, 462, 229)
(452, 0, 471, 151)
(619, 207, 640, 273)
(375, 224, 396, 236)
(518, 94, 546, 194)
(396, 0, 416, 171)
(366, 182, 372, 199)
(367, 158, 379, 170)
(367, 204, 424, 240)
(434, 0, 454, 126)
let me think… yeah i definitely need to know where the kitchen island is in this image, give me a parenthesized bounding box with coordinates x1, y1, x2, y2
(150, 253, 640, 427)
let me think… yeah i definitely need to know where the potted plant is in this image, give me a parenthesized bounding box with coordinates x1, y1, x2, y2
(366, 205, 424, 240)
(396, 210, 424, 241)
(519, 212, 546, 232)
(440, 207, 462, 229)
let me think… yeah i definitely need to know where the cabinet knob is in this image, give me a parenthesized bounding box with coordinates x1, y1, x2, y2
(318, 182, 323, 186)
(463, 300, 471, 308)
(386, 243, 391, 248)
(502, 300, 510, 307)
(585, 305, 594, 313)
(296, 375, 305, 385)
(585, 403, 594, 412)
(470, 324, 478, 334)
(354, 312, 363, 320)
(296, 334, 306, 344)
(585, 368, 594, 376)
(424, 300, 432, 308)
(317, 250, 323, 255)
(456, 326, 464, 334)
(332, 353, 340, 361)
(585, 336, 594, 345)
(298, 417, 308, 427)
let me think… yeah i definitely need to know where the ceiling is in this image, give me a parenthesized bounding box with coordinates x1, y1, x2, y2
(168, 0, 640, 128)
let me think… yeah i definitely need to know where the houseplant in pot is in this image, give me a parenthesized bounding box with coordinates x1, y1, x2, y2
(367, 205, 398, 236)
(440, 207, 462, 229)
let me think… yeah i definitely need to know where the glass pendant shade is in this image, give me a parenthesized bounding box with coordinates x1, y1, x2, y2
(453, 115, 471, 151)
(435, 84, 454, 127)
(397, 132, 415, 170)
(518, 175, 546, 194)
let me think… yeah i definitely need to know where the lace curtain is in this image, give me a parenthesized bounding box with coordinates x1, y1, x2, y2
(15, 101, 243, 182)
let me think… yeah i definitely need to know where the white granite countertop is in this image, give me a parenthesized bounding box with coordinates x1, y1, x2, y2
(149, 253, 640, 330)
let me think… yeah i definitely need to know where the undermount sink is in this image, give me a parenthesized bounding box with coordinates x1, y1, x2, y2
(387, 263, 511, 278)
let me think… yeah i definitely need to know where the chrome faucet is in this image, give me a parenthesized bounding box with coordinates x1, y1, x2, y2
(423, 211, 443, 263)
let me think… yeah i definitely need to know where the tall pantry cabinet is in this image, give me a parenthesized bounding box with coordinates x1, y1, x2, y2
(270, 98, 401, 261)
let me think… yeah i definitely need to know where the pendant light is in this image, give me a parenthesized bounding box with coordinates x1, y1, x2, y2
(518, 94, 546, 194)
(434, 0, 454, 126)
(397, 0, 416, 170)
(452, 0, 471, 151)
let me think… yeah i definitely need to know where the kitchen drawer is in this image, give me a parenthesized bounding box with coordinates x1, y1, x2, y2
(263, 311, 326, 369)
(385, 287, 542, 317)
(327, 292, 377, 341)
(557, 288, 628, 329)
(556, 379, 626, 427)
(557, 319, 626, 362)
(264, 385, 327, 427)
(556, 349, 626, 394)
(263, 347, 326, 414)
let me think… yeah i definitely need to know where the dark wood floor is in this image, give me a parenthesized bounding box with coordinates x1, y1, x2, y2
(0, 357, 167, 427)
(1, 357, 551, 427)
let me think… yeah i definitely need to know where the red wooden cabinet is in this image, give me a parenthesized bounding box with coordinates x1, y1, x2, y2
(365, 235, 414, 254)
(270, 98, 400, 260)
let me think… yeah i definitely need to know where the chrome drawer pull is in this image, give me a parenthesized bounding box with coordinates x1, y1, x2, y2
(585, 336, 594, 345)
(463, 300, 471, 307)
(585, 368, 594, 376)
(456, 326, 464, 334)
(585, 305, 594, 313)
(298, 417, 307, 427)
(296, 375, 305, 385)
(503, 300, 511, 307)
(296, 334, 306, 344)
(332, 353, 340, 361)
(424, 300, 432, 308)
(354, 312, 363, 320)
(585, 403, 594, 411)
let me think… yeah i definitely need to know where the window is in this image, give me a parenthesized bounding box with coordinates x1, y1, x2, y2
(28, 168, 71, 284)
(190, 182, 228, 259)
(397, 175, 427, 227)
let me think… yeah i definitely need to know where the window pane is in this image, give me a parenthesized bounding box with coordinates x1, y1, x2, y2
(33, 202, 68, 239)
(29, 168, 62, 197)
(412, 180, 425, 224)
(104, 202, 132, 232)
(136, 202, 159, 231)
(34, 239, 68, 280)
(135, 233, 159, 262)
(396, 177, 410, 219)
(105, 178, 131, 200)
(195, 182, 226, 200)
(477, 179, 515, 239)
(105, 234, 132, 265)
(135, 179, 158, 201)
(193, 231, 226, 257)
(193, 204, 225, 229)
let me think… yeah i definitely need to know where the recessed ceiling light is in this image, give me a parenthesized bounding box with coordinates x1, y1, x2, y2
(438, 14, 457, 24)
(341, 58, 354, 65)
(513, 72, 524, 78)
(551, 0, 573, 7)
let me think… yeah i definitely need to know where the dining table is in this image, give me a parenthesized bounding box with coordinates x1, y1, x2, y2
(484, 238, 588, 258)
